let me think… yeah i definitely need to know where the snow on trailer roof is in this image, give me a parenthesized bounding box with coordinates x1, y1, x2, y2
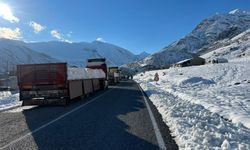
(87, 69, 106, 79)
(67, 68, 105, 80)
(16, 62, 67, 66)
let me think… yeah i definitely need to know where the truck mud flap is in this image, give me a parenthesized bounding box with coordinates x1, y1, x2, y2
(22, 98, 68, 106)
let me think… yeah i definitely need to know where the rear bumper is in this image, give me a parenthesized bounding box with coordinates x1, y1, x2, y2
(22, 98, 68, 106)
(20, 89, 68, 100)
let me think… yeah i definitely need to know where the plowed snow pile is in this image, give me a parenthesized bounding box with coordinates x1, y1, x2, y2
(0, 91, 20, 110)
(134, 57, 250, 149)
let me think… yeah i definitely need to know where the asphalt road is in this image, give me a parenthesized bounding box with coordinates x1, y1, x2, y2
(0, 80, 178, 150)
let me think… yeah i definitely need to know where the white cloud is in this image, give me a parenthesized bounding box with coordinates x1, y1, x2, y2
(0, 27, 22, 39)
(29, 21, 46, 33)
(50, 30, 63, 40)
(50, 29, 72, 43)
(0, 3, 19, 23)
(96, 37, 106, 42)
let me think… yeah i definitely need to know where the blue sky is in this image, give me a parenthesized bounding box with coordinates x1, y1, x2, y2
(0, 0, 250, 54)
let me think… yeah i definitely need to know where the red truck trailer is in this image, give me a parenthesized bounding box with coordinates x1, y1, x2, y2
(17, 63, 106, 106)
(86, 58, 108, 89)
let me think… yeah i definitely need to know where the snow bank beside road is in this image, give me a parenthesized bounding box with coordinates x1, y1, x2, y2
(139, 83, 250, 149)
(135, 58, 250, 128)
(134, 58, 250, 149)
(0, 91, 21, 111)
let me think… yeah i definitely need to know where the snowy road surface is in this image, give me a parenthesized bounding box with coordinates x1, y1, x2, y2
(0, 80, 177, 150)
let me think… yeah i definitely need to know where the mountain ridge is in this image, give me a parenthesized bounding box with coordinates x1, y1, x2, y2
(0, 38, 150, 73)
(0, 38, 58, 73)
(26, 40, 137, 67)
(126, 9, 250, 69)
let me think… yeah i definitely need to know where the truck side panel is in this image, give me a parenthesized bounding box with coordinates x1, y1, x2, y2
(92, 79, 100, 91)
(83, 79, 93, 95)
(69, 80, 83, 99)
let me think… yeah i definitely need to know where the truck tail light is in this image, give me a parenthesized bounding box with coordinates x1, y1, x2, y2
(22, 85, 32, 89)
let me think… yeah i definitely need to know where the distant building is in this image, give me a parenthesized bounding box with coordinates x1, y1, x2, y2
(175, 57, 205, 67)
(207, 58, 228, 64)
(160, 64, 171, 69)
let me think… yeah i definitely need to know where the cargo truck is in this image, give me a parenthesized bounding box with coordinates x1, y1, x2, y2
(108, 67, 120, 84)
(86, 58, 108, 89)
(17, 63, 106, 106)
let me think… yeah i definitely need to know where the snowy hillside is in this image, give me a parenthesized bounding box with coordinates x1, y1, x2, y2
(135, 51, 150, 61)
(201, 28, 250, 60)
(129, 9, 250, 68)
(27, 40, 136, 67)
(135, 57, 250, 149)
(0, 39, 57, 73)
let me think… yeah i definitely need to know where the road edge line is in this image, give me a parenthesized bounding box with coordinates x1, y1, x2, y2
(0, 89, 114, 150)
(137, 83, 167, 150)
(0, 105, 21, 113)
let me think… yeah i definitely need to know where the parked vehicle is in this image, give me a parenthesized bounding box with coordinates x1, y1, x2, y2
(17, 63, 106, 106)
(86, 58, 108, 89)
(108, 67, 120, 84)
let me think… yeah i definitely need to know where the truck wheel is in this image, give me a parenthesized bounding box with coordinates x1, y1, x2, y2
(63, 97, 69, 105)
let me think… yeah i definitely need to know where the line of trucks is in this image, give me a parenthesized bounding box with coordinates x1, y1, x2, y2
(16, 58, 120, 106)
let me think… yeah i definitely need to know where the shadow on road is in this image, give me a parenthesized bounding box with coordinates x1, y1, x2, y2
(21, 81, 161, 150)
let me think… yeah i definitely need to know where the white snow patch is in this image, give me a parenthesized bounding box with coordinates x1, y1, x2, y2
(67, 68, 106, 80)
(221, 139, 231, 150)
(0, 91, 21, 111)
(134, 57, 250, 149)
(229, 9, 240, 15)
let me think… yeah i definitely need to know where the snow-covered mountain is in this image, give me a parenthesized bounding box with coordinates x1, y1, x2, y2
(0, 39, 57, 73)
(0, 38, 139, 72)
(201, 28, 250, 60)
(135, 51, 150, 61)
(128, 9, 250, 68)
(27, 40, 136, 67)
